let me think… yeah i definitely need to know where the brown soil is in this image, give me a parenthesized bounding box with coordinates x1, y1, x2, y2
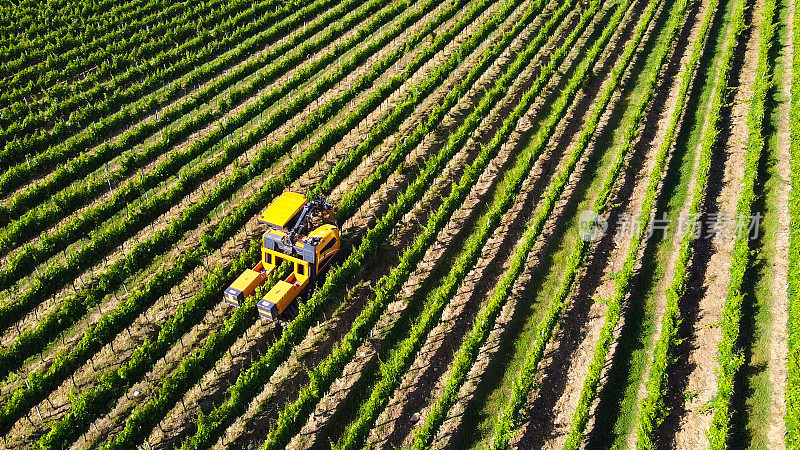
(0, 0, 434, 406)
(360, 8, 584, 449)
(3, 0, 789, 449)
(0, 0, 336, 207)
(0, 0, 390, 277)
(0, 0, 410, 315)
(79, 2, 500, 443)
(420, 1, 649, 446)
(290, 0, 648, 445)
(671, 0, 760, 446)
(0, 2, 454, 446)
(228, 2, 542, 447)
(766, 0, 793, 444)
(582, 0, 711, 444)
(498, 0, 671, 447)
(0, 0, 365, 339)
(572, 0, 711, 443)
(628, 37, 708, 450)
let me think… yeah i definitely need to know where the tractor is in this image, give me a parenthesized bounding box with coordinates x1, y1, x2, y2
(223, 192, 340, 324)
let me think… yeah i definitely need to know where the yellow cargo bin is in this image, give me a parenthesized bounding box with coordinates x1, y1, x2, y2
(223, 261, 273, 307)
(258, 266, 310, 320)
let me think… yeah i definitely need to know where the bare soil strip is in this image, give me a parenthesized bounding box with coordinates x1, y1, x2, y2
(4, 1, 794, 449)
(580, 0, 714, 445)
(212, 6, 552, 446)
(670, 0, 761, 446)
(78, 2, 503, 448)
(766, 0, 792, 438)
(0, 2, 453, 446)
(357, 8, 590, 449)
(419, 0, 654, 446)
(268, 3, 572, 447)
(494, 0, 676, 446)
(759, 0, 791, 443)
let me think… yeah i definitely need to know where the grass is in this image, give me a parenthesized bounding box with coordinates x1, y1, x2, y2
(730, 0, 787, 446)
(584, 0, 740, 444)
(416, 2, 623, 446)
(446, 0, 680, 444)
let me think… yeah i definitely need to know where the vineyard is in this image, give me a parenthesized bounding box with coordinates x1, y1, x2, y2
(0, 0, 796, 447)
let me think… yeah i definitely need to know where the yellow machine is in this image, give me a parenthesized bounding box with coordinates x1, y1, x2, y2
(224, 192, 341, 323)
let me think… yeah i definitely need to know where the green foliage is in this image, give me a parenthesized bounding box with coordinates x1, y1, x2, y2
(557, 0, 695, 446)
(0, 0, 389, 248)
(177, 0, 504, 447)
(708, 0, 775, 445)
(336, 0, 650, 446)
(29, 0, 472, 445)
(3, 0, 784, 448)
(485, 0, 670, 446)
(0, 0, 423, 382)
(0, 0, 287, 177)
(787, 0, 800, 442)
(0, 0, 131, 70)
(100, 262, 290, 449)
(0, 0, 369, 253)
(404, 0, 619, 445)
(107, 0, 524, 445)
(635, 0, 723, 445)
(260, 0, 572, 447)
(0, 0, 246, 137)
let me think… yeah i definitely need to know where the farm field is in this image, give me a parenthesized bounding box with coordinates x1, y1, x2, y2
(0, 0, 797, 448)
